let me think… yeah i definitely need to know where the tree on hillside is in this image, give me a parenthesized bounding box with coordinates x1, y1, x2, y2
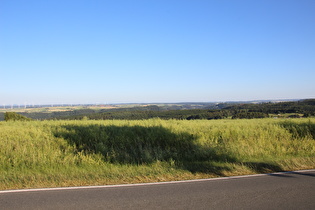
(4, 112, 33, 121)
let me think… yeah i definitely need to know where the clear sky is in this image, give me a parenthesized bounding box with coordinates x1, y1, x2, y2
(1, 0, 314, 105)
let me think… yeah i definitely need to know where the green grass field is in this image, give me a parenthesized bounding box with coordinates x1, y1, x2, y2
(1, 118, 314, 190)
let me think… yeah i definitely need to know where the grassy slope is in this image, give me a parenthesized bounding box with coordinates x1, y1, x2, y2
(0, 118, 314, 190)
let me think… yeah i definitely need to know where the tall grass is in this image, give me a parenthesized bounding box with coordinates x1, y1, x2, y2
(0, 118, 314, 190)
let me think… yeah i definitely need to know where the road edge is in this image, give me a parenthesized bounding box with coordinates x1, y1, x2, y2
(1, 169, 314, 194)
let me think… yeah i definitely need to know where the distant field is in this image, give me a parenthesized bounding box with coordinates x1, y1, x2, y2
(0, 103, 204, 114)
(0, 105, 117, 113)
(0, 105, 118, 121)
(1, 118, 314, 190)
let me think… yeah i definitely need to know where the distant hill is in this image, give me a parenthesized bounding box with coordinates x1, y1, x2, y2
(52, 99, 315, 120)
(0, 99, 314, 121)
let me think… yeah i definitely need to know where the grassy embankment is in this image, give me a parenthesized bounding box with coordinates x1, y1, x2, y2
(0, 118, 314, 190)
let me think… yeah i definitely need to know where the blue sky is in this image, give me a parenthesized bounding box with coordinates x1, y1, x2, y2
(1, 0, 314, 105)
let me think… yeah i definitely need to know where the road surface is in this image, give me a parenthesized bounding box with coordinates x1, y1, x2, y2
(1, 170, 314, 209)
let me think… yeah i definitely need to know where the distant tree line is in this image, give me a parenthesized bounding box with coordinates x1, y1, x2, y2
(223, 99, 315, 118)
(60, 99, 314, 121)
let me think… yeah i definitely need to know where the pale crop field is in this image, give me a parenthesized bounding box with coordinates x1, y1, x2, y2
(0, 118, 314, 190)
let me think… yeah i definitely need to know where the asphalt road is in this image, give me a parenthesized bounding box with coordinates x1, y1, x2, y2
(1, 170, 314, 210)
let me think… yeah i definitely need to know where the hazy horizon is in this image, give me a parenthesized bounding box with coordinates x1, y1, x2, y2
(1, 98, 311, 108)
(1, 0, 314, 104)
